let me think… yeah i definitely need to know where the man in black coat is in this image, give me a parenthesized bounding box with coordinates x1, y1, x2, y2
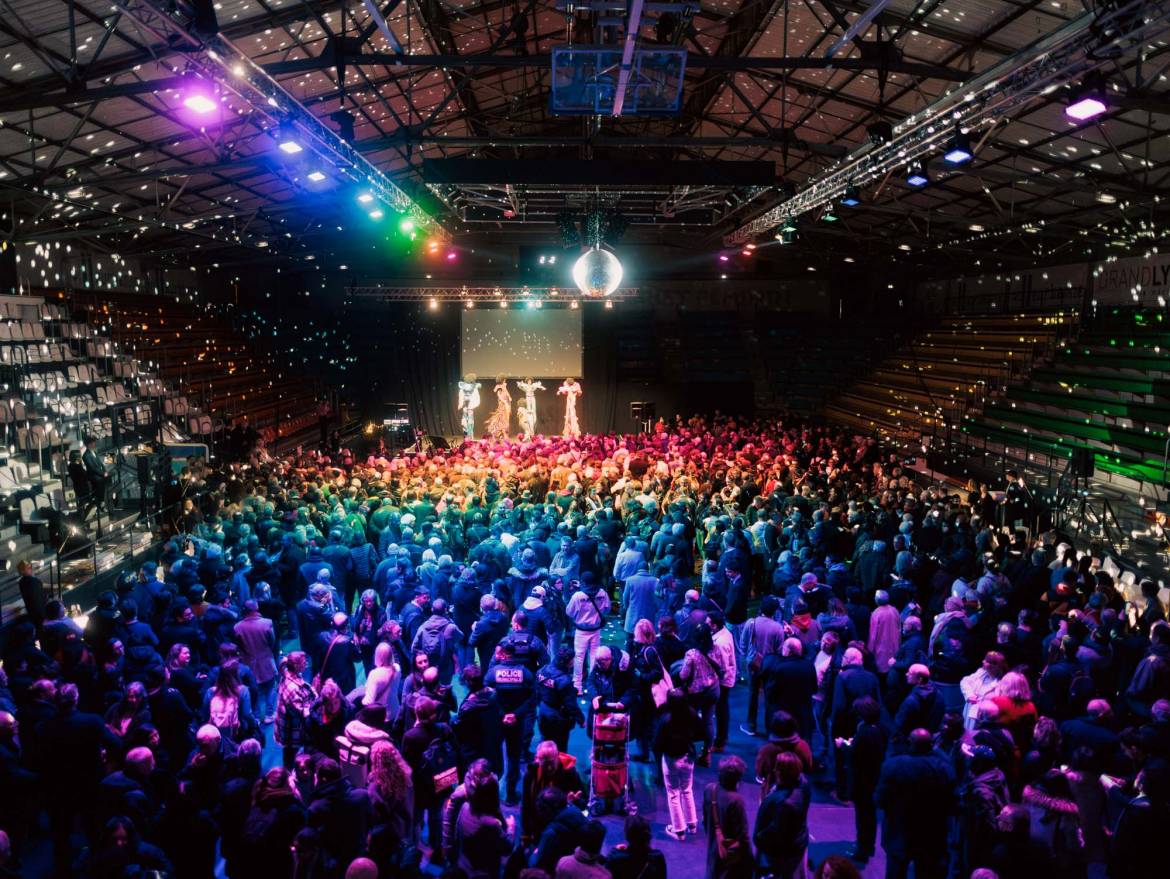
(16, 560, 46, 627)
(891, 664, 944, 752)
(39, 684, 121, 872)
(306, 757, 371, 867)
(451, 664, 503, 776)
(875, 728, 955, 879)
(844, 696, 887, 862)
(315, 613, 361, 696)
(295, 584, 334, 673)
(761, 637, 818, 743)
(1060, 698, 1121, 766)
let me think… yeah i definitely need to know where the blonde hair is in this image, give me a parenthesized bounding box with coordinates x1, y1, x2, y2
(998, 670, 1032, 702)
(634, 618, 656, 645)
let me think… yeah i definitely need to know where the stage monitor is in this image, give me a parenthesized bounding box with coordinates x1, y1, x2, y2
(461, 308, 583, 378)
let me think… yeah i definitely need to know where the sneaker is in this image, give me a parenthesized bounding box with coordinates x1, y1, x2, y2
(686, 824, 698, 835)
(738, 724, 758, 737)
(665, 826, 686, 841)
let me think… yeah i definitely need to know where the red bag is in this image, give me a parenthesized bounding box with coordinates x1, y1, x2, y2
(592, 761, 627, 797)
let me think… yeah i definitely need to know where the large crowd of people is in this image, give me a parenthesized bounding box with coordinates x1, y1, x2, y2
(2, 413, 1168, 879)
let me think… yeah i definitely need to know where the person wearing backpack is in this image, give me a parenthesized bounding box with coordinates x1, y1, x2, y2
(411, 599, 464, 685)
(202, 660, 253, 742)
(678, 626, 723, 766)
(403, 695, 458, 866)
(566, 572, 611, 693)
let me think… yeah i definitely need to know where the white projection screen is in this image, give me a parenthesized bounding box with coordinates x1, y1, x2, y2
(461, 309, 583, 377)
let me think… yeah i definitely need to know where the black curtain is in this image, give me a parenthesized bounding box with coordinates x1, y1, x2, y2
(348, 302, 461, 436)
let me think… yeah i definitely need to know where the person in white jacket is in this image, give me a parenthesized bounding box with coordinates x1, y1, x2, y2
(959, 650, 1006, 729)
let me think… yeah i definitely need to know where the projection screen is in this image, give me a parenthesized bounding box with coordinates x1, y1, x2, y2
(460, 309, 583, 377)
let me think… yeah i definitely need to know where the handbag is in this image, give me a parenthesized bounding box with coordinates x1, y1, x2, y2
(312, 635, 342, 692)
(711, 788, 746, 865)
(649, 647, 673, 708)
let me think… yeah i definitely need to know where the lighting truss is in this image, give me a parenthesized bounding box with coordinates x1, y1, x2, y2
(112, 0, 447, 238)
(346, 285, 639, 303)
(724, 0, 1170, 245)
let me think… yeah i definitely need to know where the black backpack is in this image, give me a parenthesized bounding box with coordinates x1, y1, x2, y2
(420, 727, 459, 800)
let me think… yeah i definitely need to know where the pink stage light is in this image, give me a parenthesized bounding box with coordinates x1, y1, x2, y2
(1065, 95, 1107, 121)
(184, 94, 217, 114)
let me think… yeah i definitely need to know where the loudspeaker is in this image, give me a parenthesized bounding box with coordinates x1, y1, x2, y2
(1070, 447, 1095, 478)
(190, 0, 219, 36)
(0, 244, 16, 294)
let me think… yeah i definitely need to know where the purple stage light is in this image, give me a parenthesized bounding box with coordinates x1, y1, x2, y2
(1065, 95, 1107, 121)
(719, 254, 730, 262)
(184, 94, 217, 114)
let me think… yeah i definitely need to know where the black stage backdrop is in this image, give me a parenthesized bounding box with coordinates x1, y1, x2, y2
(345, 302, 751, 437)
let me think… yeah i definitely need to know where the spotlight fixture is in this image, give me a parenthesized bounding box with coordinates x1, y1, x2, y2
(719, 254, 730, 262)
(307, 171, 326, 182)
(330, 109, 356, 143)
(969, 223, 985, 232)
(499, 298, 507, 308)
(906, 160, 930, 187)
(822, 203, 839, 222)
(399, 217, 415, 234)
(183, 93, 217, 114)
(1065, 77, 1108, 121)
(943, 128, 972, 165)
(357, 192, 374, 204)
(276, 130, 303, 154)
(428, 297, 439, 310)
(781, 217, 797, 233)
(446, 251, 457, 262)
(1096, 192, 1117, 204)
(369, 209, 384, 219)
(570, 300, 579, 309)
(867, 120, 893, 145)
(841, 185, 861, 207)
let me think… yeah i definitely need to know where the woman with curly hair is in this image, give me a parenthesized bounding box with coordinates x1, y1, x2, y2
(367, 739, 415, 841)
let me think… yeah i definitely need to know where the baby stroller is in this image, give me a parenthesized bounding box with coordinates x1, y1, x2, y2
(589, 707, 635, 815)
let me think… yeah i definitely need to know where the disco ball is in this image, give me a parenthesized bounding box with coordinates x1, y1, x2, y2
(572, 247, 623, 297)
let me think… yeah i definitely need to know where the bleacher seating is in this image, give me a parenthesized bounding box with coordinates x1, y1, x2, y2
(70, 291, 322, 444)
(0, 289, 323, 621)
(959, 307, 1170, 489)
(825, 312, 1075, 444)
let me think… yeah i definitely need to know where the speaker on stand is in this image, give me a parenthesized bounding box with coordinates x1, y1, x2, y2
(630, 401, 655, 434)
